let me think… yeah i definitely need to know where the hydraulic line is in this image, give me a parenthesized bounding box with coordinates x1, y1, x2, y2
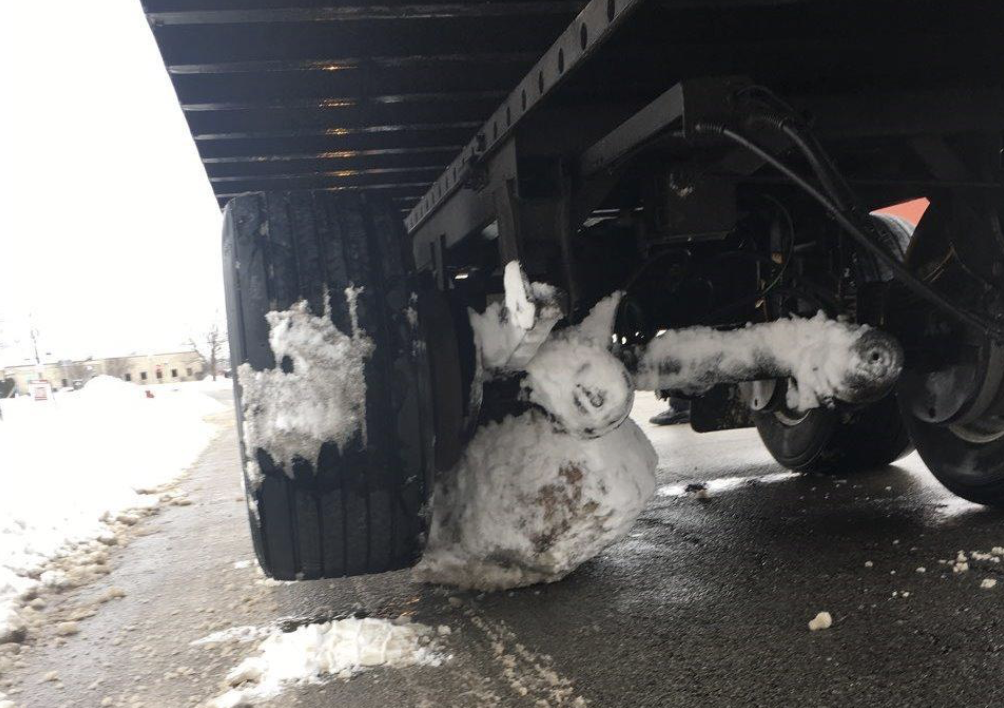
(693, 122, 1004, 342)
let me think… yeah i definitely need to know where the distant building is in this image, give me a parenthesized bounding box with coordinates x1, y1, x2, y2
(1, 351, 207, 394)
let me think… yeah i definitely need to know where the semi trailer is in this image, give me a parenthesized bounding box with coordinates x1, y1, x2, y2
(144, 0, 1004, 580)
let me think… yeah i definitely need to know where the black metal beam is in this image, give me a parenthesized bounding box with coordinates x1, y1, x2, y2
(579, 84, 686, 177)
(579, 77, 748, 176)
(192, 121, 481, 142)
(184, 101, 500, 136)
(405, 0, 649, 235)
(202, 145, 461, 165)
(215, 181, 430, 205)
(147, 2, 585, 26)
(166, 52, 539, 75)
(210, 165, 442, 185)
(181, 91, 507, 113)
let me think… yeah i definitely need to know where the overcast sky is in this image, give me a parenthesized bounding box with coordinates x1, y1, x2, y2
(0, 1, 224, 366)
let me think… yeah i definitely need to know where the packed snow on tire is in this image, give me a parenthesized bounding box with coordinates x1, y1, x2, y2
(236, 286, 374, 490)
(0, 375, 223, 645)
(206, 616, 446, 707)
(416, 290, 657, 592)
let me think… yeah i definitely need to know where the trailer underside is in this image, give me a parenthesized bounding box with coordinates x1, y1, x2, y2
(148, 0, 1004, 565)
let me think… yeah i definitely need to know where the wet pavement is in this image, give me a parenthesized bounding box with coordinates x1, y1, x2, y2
(5, 390, 1004, 707)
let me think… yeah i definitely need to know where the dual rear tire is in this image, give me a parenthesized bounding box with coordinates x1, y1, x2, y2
(752, 213, 915, 476)
(223, 191, 433, 580)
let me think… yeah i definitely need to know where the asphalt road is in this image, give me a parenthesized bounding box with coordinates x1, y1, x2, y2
(5, 390, 1004, 708)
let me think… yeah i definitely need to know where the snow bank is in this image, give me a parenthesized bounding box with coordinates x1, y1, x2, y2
(415, 410, 656, 591)
(207, 617, 445, 707)
(236, 288, 373, 488)
(0, 375, 222, 643)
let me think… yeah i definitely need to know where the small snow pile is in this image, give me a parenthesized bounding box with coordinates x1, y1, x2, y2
(981, 578, 997, 590)
(237, 287, 374, 488)
(0, 376, 222, 645)
(635, 312, 896, 410)
(207, 617, 444, 707)
(808, 611, 832, 631)
(415, 411, 656, 591)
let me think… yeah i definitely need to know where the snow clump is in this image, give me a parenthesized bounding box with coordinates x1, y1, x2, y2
(415, 410, 656, 591)
(469, 261, 563, 373)
(417, 293, 656, 591)
(523, 293, 634, 439)
(237, 287, 374, 488)
(207, 616, 444, 707)
(808, 611, 833, 631)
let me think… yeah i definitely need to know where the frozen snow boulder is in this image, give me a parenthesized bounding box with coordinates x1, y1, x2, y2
(415, 409, 657, 591)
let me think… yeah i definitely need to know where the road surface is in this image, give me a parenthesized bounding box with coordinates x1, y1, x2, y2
(3, 389, 1004, 708)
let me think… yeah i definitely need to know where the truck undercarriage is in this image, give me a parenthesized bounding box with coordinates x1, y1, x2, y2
(145, 0, 1004, 579)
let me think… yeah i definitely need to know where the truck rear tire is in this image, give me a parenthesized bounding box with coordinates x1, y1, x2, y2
(222, 191, 432, 580)
(752, 213, 915, 475)
(753, 393, 912, 474)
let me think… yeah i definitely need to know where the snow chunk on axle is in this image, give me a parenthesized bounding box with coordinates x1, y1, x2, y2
(237, 288, 374, 484)
(633, 312, 902, 410)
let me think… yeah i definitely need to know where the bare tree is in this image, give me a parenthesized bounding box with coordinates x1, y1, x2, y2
(104, 357, 131, 379)
(63, 362, 92, 385)
(188, 323, 228, 381)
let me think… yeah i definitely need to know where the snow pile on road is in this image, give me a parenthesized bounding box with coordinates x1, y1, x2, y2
(207, 616, 445, 707)
(237, 287, 374, 489)
(635, 312, 887, 410)
(0, 375, 222, 644)
(416, 410, 656, 591)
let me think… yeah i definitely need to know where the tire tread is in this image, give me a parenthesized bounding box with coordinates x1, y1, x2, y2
(222, 191, 428, 580)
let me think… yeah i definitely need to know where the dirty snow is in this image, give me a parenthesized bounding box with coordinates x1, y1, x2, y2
(0, 375, 222, 645)
(524, 293, 634, 440)
(417, 289, 656, 591)
(207, 617, 445, 707)
(635, 312, 893, 410)
(192, 625, 272, 647)
(415, 409, 656, 591)
(237, 287, 374, 486)
(469, 261, 563, 373)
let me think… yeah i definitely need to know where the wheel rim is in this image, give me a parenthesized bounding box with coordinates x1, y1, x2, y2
(774, 407, 810, 427)
(892, 199, 1004, 450)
